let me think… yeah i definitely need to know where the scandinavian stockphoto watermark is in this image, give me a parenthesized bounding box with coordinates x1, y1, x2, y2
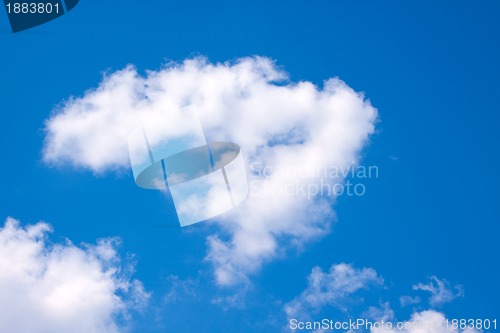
(289, 318, 498, 332)
(249, 162, 379, 199)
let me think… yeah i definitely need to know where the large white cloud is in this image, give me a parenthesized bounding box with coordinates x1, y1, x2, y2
(0, 217, 149, 333)
(43, 56, 377, 286)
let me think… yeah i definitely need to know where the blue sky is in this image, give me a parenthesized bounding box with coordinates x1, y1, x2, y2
(0, 1, 499, 332)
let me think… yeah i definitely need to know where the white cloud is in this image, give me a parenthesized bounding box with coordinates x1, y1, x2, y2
(283, 262, 477, 333)
(284, 266, 476, 333)
(364, 302, 395, 322)
(370, 310, 481, 333)
(399, 295, 421, 307)
(42, 56, 377, 286)
(0, 217, 149, 333)
(283, 263, 383, 320)
(164, 275, 197, 302)
(413, 276, 463, 307)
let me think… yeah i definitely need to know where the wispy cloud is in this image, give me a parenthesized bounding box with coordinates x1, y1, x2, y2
(413, 276, 464, 307)
(283, 263, 383, 320)
(285, 266, 476, 333)
(399, 295, 421, 307)
(164, 275, 198, 302)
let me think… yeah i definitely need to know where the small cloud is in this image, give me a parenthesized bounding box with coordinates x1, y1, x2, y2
(400, 295, 421, 307)
(283, 263, 383, 320)
(413, 276, 464, 307)
(210, 289, 248, 310)
(363, 301, 395, 322)
(164, 275, 198, 302)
